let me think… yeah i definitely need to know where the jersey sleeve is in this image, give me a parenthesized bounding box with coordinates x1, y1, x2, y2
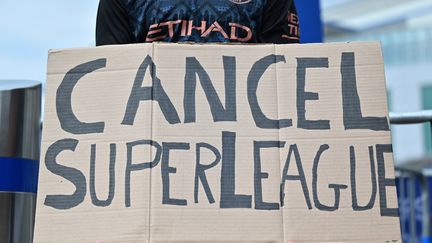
(96, 0, 135, 46)
(258, 0, 300, 44)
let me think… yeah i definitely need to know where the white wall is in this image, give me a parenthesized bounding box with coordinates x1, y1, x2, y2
(386, 62, 432, 164)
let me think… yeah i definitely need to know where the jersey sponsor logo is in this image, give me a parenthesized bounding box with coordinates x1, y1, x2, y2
(282, 12, 300, 41)
(229, 0, 252, 4)
(146, 20, 253, 42)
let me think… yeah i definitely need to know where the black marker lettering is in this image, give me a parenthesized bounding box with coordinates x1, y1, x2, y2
(341, 52, 389, 131)
(376, 144, 398, 217)
(280, 144, 312, 209)
(247, 55, 292, 129)
(220, 131, 252, 208)
(194, 143, 221, 204)
(57, 59, 106, 134)
(350, 146, 377, 211)
(312, 144, 348, 211)
(254, 141, 285, 210)
(90, 144, 116, 207)
(296, 57, 330, 130)
(125, 140, 162, 207)
(161, 142, 190, 206)
(184, 56, 236, 123)
(122, 55, 180, 125)
(44, 139, 86, 210)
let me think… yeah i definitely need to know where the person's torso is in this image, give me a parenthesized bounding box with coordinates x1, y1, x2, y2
(124, 0, 266, 43)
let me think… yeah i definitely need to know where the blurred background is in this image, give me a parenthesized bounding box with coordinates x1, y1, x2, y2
(323, 0, 432, 164)
(1, 0, 432, 242)
(321, 1, 432, 242)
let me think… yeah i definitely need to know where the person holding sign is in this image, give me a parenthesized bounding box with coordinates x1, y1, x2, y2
(96, 0, 300, 45)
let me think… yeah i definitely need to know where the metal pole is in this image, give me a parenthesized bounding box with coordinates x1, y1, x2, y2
(390, 111, 432, 242)
(0, 80, 41, 243)
(390, 111, 432, 125)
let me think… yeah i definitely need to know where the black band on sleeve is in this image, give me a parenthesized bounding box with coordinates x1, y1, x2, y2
(258, 0, 300, 44)
(96, 0, 135, 46)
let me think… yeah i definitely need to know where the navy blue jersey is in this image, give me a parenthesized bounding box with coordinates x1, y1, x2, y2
(96, 0, 300, 45)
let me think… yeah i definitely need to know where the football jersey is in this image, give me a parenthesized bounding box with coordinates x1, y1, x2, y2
(96, 0, 300, 45)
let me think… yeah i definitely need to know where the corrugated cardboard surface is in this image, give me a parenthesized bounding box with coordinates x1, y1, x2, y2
(34, 42, 401, 242)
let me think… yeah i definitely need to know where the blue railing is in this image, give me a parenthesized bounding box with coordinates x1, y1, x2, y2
(390, 111, 432, 243)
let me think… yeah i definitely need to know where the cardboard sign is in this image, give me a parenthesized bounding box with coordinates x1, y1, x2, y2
(34, 42, 401, 242)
